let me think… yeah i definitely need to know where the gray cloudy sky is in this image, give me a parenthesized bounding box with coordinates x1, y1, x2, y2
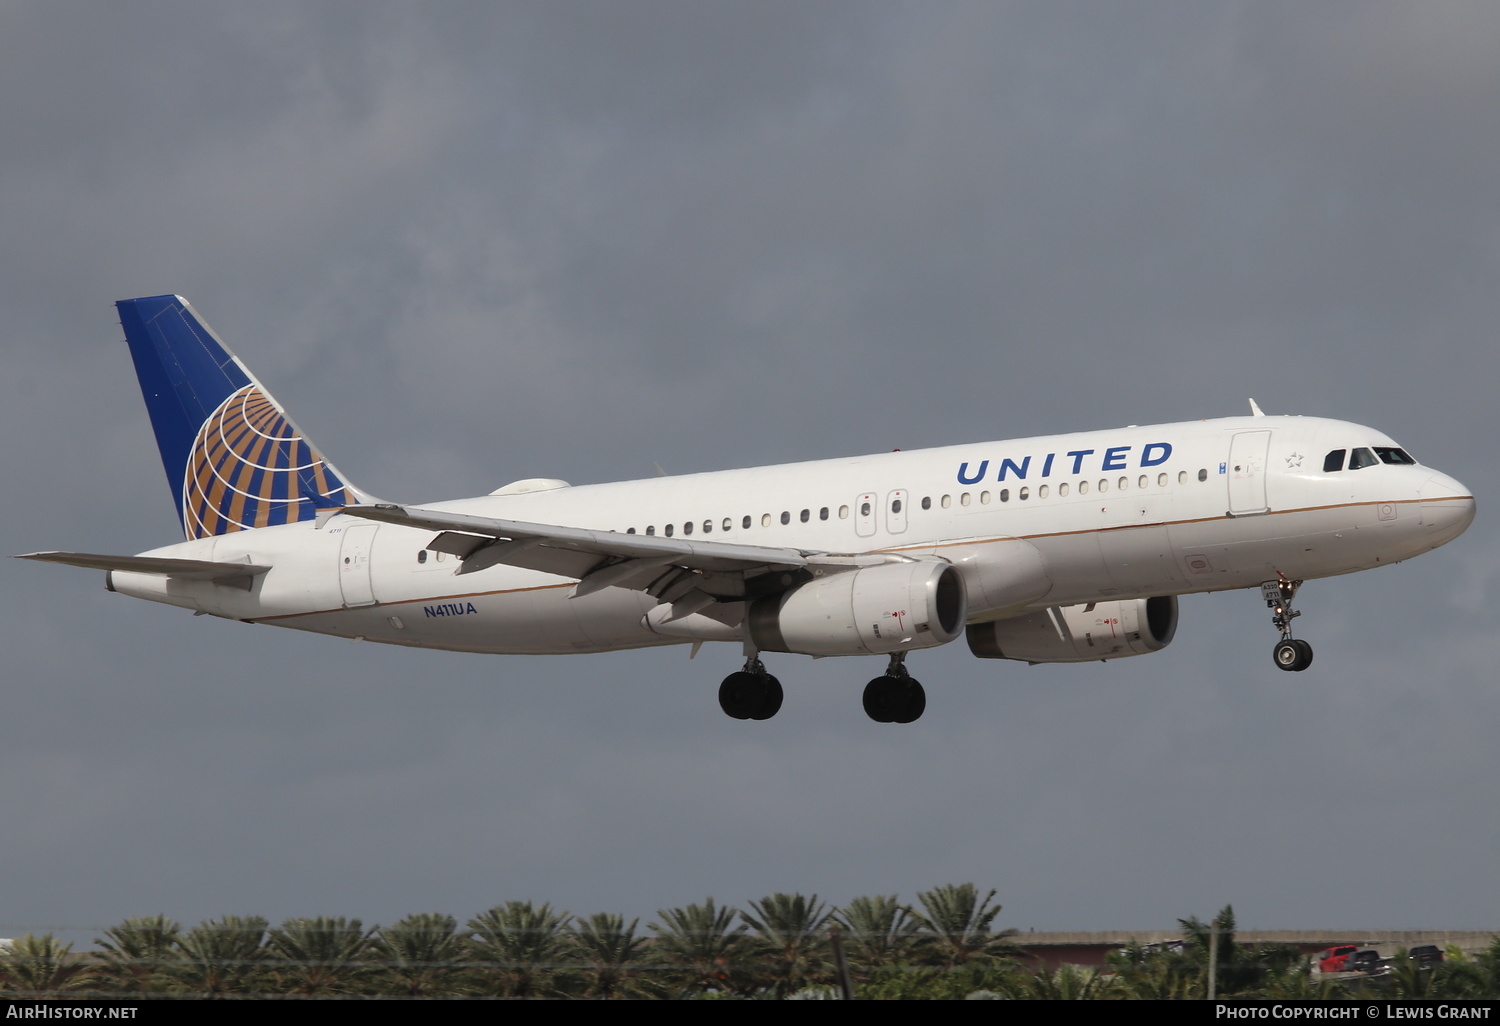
(3, 2, 1498, 944)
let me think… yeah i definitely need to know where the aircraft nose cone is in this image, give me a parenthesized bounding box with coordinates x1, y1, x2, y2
(1420, 473, 1476, 547)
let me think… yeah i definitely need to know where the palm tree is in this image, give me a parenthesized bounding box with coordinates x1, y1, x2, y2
(649, 898, 752, 997)
(741, 892, 833, 997)
(835, 894, 919, 975)
(1242, 957, 1337, 1000)
(909, 883, 1019, 969)
(0, 935, 96, 996)
(467, 901, 572, 998)
(1435, 940, 1500, 999)
(265, 916, 375, 995)
(567, 912, 657, 999)
(1176, 904, 1300, 997)
(369, 913, 469, 997)
(1010, 963, 1116, 1000)
(94, 915, 181, 995)
(168, 915, 268, 997)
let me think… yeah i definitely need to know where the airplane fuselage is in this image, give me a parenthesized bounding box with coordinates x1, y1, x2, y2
(109, 414, 1474, 656)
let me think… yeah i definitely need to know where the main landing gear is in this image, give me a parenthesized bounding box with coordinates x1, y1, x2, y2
(716, 649, 927, 723)
(1262, 575, 1314, 672)
(718, 656, 783, 720)
(862, 653, 926, 724)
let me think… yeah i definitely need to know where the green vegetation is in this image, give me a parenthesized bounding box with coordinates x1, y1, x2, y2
(1, 893, 1496, 999)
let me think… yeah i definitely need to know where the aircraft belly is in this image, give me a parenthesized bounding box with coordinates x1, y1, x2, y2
(1025, 532, 1111, 602)
(1169, 502, 1428, 584)
(275, 584, 666, 654)
(1098, 524, 1182, 595)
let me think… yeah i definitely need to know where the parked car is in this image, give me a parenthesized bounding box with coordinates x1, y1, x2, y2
(1346, 949, 1388, 975)
(1317, 945, 1360, 973)
(1408, 945, 1444, 968)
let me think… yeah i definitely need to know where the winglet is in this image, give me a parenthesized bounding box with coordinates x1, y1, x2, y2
(1248, 398, 1266, 417)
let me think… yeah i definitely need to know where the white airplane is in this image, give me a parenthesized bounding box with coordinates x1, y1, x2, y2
(20, 296, 1475, 723)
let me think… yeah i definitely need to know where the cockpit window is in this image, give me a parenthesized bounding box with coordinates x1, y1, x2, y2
(1374, 446, 1416, 466)
(1323, 449, 1346, 473)
(1348, 447, 1377, 470)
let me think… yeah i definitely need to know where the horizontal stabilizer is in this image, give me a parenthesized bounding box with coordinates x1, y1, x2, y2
(17, 551, 271, 589)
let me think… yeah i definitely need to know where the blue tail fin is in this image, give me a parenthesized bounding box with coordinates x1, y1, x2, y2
(117, 295, 370, 540)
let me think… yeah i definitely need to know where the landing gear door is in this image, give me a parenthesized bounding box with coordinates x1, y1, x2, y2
(1228, 430, 1271, 516)
(339, 523, 379, 607)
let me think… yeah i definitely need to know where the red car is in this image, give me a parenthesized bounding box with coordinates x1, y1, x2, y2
(1317, 945, 1359, 972)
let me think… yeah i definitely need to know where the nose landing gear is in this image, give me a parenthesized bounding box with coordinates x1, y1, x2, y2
(1263, 575, 1313, 672)
(862, 653, 927, 724)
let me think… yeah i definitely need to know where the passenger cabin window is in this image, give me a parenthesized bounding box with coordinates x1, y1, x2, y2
(921, 496, 932, 510)
(664, 524, 674, 537)
(819, 507, 829, 520)
(1349, 447, 1378, 470)
(1324, 449, 1346, 472)
(743, 515, 752, 529)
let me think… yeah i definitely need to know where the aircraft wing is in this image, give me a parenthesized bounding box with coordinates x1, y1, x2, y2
(16, 551, 271, 589)
(339, 503, 837, 618)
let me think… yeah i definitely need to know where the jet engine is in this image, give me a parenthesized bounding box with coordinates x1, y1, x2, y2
(748, 560, 967, 656)
(966, 595, 1178, 663)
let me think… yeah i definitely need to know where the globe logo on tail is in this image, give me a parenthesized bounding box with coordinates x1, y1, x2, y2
(183, 385, 353, 539)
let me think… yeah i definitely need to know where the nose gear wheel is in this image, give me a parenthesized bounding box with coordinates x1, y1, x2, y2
(1262, 575, 1313, 672)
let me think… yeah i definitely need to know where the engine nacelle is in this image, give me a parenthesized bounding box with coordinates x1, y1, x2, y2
(748, 561, 967, 656)
(966, 595, 1178, 663)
